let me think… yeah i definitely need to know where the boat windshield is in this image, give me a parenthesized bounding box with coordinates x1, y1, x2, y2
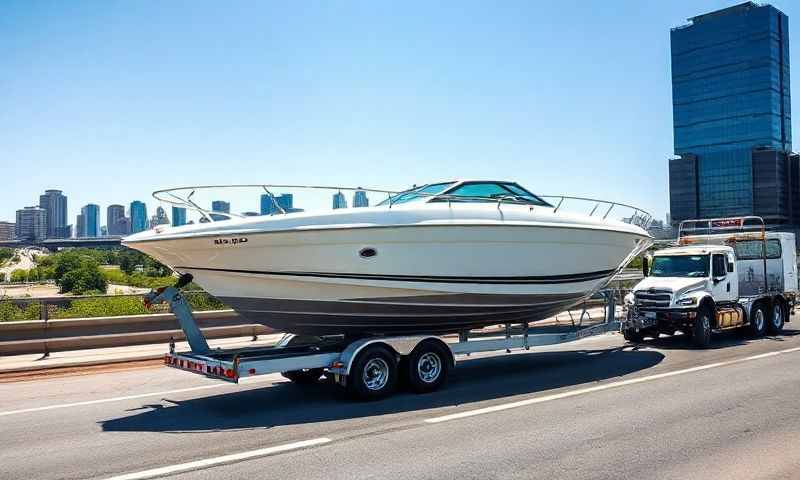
(650, 255, 709, 278)
(378, 182, 455, 205)
(436, 182, 553, 207)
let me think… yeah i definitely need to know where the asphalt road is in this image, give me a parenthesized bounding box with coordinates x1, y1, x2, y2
(2, 326, 800, 480)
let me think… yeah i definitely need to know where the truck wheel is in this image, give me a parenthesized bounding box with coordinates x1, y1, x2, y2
(281, 368, 324, 384)
(767, 301, 785, 335)
(407, 341, 450, 394)
(347, 345, 398, 400)
(623, 328, 645, 343)
(691, 307, 712, 348)
(748, 303, 767, 338)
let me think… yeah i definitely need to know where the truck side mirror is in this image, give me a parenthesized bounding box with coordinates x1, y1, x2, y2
(642, 257, 649, 277)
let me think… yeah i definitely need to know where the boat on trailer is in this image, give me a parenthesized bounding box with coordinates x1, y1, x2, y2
(123, 180, 652, 336)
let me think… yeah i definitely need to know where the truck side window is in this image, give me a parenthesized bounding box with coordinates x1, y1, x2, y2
(712, 254, 726, 277)
(766, 239, 782, 259)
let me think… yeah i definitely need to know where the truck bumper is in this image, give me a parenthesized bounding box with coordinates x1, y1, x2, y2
(622, 308, 696, 331)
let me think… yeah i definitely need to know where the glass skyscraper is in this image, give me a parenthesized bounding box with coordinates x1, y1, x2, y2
(353, 190, 369, 208)
(81, 204, 100, 238)
(130, 200, 148, 233)
(172, 206, 187, 227)
(332, 192, 347, 209)
(669, 2, 795, 226)
(211, 200, 230, 221)
(260, 193, 294, 215)
(39, 189, 68, 239)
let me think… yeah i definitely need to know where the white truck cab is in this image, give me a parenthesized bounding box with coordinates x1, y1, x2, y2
(623, 216, 797, 347)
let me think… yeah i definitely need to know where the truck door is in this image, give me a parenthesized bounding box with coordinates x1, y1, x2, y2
(711, 253, 734, 303)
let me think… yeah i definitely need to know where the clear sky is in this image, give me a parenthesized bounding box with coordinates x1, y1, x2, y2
(1, 0, 797, 227)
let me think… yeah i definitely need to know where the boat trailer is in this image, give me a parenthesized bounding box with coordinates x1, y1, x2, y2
(145, 274, 622, 400)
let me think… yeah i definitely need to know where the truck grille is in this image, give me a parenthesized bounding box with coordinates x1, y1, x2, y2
(635, 290, 672, 308)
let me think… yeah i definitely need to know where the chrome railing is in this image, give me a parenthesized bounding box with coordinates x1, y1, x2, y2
(152, 184, 653, 229)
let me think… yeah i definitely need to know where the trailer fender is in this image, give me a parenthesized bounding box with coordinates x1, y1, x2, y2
(330, 336, 452, 376)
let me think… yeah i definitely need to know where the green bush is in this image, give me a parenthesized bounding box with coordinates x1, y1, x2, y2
(50, 296, 150, 319)
(0, 300, 40, 321)
(60, 265, 108, 295)
(0, 248, 13, 264)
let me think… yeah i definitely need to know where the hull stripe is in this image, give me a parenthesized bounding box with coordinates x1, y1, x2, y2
(175, 266, 616, 285)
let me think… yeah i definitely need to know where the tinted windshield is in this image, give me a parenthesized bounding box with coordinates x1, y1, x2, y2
(378, 182, 455, 206)
(437, 182, 552, 207)
(651, 255, 709, 278)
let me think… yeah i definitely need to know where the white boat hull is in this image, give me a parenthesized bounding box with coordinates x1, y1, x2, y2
(127, 222, 649, 335)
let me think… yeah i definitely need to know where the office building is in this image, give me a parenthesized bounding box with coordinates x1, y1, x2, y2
(260, 193, 294, 215)
(107, 205, 127, 236)
(150, 206, 170, 228)
(15, 207, 47, 241)
(353, 190, 369, 208)
(75, 214, 85, 238)
(172, 206, 187, 227)
(38, 189, 69, 238)
(332, 192, 347, 209)
(130, 201, 148, 233)
(0, 221, 16, 241)
(80, 204, 100, 237)
(211, 200, 230, 221)
(668, 3, 797, 228)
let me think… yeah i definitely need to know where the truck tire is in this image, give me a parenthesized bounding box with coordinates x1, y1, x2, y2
(623, 328, 645, 343)
(407, 341, 450, 394)
(748, 303, 767, 338)
(347, 345, 398, 400)
(282, 368, 324, 384)
(691, 306, 712, 348)
(767, 301, 785, 335)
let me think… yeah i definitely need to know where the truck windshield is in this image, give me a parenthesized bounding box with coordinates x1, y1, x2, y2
(650, 255, 709, 278)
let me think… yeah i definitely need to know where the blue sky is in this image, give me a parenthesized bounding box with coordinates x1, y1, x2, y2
(1, 0, 796, 226)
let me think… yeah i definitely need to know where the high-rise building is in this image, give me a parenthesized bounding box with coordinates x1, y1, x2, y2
(332, 192, 347, 209)
(80, 204, 100, 237)
(38, 189, 68, 238)
(150, 206, 170, 228)
(107, 205, 126, 236)
(0, 221, 16, 241)
(130, 201, 148, 233)
(100, 225, 108, 237)
(172, 206, 187, 227)
(353, 190, 369, 208)
(76, 214, 85, 238)
(260, 193, 294, 215)
(15, 207, 47, 241)
(211, 200, 231, 221)
(668, 3, 796, 228)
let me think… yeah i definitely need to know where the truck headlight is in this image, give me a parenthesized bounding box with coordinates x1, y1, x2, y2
(676, 297, 696, 306)
(624, 293, 634, 306)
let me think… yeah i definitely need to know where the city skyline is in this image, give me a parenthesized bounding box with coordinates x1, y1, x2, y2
(9, 1, 800, 225)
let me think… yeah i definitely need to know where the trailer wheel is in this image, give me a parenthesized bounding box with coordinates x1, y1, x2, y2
(623, 328, 645, 343)
(407, 341, 450, 394)
(691, 306, 712, 348)
(749, 303, 767, 338)
(767, 301, 785, 335)
(347, 345, 397, 400)
(282, 368, 324, 385)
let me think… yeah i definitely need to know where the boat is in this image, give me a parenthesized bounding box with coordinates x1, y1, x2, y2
(122, 180, 653, 335)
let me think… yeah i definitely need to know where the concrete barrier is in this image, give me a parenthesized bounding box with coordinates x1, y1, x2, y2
(0, 310, 273, 355)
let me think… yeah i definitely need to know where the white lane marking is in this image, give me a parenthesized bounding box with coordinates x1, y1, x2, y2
(0, 384, 227, 417)
(427, 345, 800, 424)
(104, 437, 332, 480)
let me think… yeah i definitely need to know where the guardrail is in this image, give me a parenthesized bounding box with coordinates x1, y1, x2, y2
(0, 309, 272, 356)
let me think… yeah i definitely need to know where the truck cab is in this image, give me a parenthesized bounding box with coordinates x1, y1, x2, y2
(622, 216, 796, 348)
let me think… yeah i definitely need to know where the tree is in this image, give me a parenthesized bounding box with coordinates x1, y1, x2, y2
(59, 265, 107, 295)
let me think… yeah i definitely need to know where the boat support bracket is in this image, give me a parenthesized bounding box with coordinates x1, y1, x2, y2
(143, 274, 211, 355)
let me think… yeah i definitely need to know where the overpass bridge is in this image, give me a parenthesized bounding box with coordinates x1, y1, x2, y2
(0, 237, 123, 249)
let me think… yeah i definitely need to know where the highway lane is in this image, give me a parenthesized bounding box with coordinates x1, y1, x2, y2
(1, 327, 799, 480)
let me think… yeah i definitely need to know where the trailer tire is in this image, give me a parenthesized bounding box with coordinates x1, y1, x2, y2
(749, 303, 767, 338)
(623, 328, 645, 343)
(347, 345, 398, 400)
(407, 341, 450, 394)
(768, 300, 785, 335)
(282, 368, 324, 385)
(691, 306, 712, 348)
